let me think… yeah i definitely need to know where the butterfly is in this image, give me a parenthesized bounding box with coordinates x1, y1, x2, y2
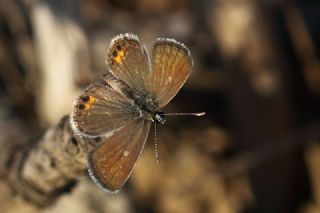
(70, 33, 198, 192)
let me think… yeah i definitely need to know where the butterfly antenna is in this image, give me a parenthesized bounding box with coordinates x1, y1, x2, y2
(152, 112, 205, 164)
(163, 112, 206, 116)
(154, 121, 160, 164)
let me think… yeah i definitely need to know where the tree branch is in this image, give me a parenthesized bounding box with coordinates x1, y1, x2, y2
(1, 113, 92, 206)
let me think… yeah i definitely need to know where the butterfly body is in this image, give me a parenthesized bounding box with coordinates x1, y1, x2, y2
(102, 72, 164, 125)
(71, 33, 192, 192)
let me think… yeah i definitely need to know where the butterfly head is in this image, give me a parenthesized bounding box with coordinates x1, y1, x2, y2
(154, 111, 166, 124)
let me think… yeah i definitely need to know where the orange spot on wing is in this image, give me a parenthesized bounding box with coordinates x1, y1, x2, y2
(88, 96, 96, 105)
(114, 50, 125, 63)
(115, 55, 122, 63)
(118, 50, 124, 57)
(84, 103, 92, 110)
(80, 95, 96, 110)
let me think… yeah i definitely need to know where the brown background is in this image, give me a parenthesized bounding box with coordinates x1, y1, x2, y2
(0, 0, 320, 212)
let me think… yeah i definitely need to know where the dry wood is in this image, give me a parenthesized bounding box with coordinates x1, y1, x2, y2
(0, 112, 93, 206)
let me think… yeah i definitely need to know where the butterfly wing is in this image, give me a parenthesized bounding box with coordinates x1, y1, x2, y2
(107, 33, 150, 94)
(71, 81, 139, 137)
(88, 118, 151, 192)
(147, 38, 193, 108)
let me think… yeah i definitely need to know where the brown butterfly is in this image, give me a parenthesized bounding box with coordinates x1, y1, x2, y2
(70, 33, 203, 192)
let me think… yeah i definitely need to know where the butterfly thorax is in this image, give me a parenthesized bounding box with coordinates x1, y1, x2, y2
(103, 72, 165, 124)
(134, 95, 166, 124)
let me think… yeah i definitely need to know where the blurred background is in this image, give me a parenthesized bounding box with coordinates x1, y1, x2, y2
(0, 0, 320, 212)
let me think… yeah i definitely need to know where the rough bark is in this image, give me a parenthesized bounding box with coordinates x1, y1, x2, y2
(0, 112, 91, 206)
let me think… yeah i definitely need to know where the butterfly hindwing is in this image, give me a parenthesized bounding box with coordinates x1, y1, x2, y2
(107, 33, 151, 94)
(88, 118, 151, 192)
(71, 81, 139, 137)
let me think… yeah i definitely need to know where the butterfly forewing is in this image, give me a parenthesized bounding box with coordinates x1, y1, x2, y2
(88, 118, 151, 192)
(107, 33, 150, 94)
(71, 82, 138, 136)
(147, 39, 193, 108)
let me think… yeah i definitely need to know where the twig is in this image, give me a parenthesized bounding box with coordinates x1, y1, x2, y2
(1, 113, 92, 206)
